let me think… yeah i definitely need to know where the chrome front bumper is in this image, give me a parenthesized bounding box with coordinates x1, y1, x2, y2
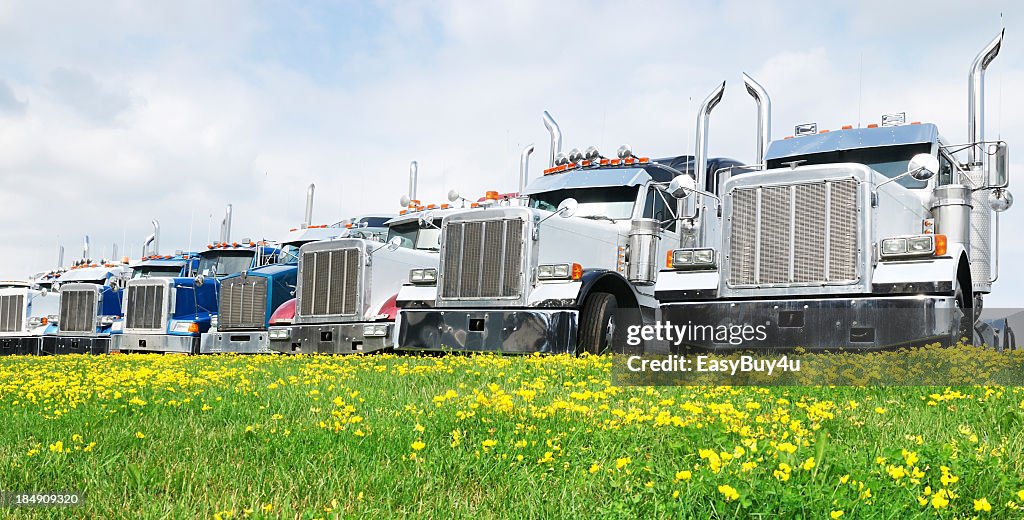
(659, 295, 960, 352)
(199, 330, 273, 354)
(111, 333, 200, 354)
(397, 309, 578, 354)
(278, 322, 394, 355)
(50, 336, 109, 355)
(0, 336, 50, 356)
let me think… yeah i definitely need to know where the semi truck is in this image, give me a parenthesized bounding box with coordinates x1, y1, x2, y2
(112, 205, 281, 354)
(656, 31, 1012, 351)
(269, 162, 471, 354)
(201, 184, 391, 354)
(0, 280, 60, 356)
(396, 109, 741, 354)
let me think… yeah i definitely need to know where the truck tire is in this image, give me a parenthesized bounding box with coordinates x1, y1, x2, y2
(953, 279, 974, 346)
(577, 292, 619, 355)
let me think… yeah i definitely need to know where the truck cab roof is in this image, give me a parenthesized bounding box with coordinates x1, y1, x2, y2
(764, 123, 946, 189)
(766, 123, 940, 161)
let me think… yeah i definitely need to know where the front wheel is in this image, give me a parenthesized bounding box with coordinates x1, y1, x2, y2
(952, 278, 975, 346)
(577, 292, 622, 355)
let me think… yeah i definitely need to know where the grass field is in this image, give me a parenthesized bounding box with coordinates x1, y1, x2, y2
(1, 352, 1024, 518)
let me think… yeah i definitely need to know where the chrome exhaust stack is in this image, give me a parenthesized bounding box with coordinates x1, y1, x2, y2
(409, 161, 418, 201)
(694, 81, 726, 194)
(519, 144, 535, 193)
(143, 219, 160, 256)
(219, 204, 233, 243)
(743, 72, 771, 167)
(57, 244, 64, 268)
(303, 184, 315, 229)
(966, 29, 1004, 294)
(83, 235, 90, 261)
(968, 29, 1003, 167)
(542, 111, 563, 168)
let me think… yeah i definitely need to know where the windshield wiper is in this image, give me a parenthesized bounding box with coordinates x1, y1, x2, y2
(580, 215, 617, 223)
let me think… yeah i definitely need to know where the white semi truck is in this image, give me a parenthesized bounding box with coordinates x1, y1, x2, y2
(396, 108, 742, 354)
(655, 31, 1012, 350)
(270, 162, 478, 354)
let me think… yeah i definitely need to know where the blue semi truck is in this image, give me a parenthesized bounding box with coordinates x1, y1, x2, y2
(201, 184, 390, 353)
(111, 205, 280, 354)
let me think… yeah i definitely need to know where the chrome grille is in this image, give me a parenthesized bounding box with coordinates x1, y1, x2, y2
(299, 248, 361, 317)
(440, 218, 524, 299)
(218, 276, 269, 330)
(59, 287, 97, 333)
(0, 294, 24, 332)
(125, 284, 166, 330)
(728, 179, 859, 286)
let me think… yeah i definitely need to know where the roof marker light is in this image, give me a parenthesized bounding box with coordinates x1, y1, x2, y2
(867, 124, 878, 128)
(841, 125, 853, 130)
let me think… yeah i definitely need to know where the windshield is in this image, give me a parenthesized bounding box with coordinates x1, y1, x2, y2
(529, 186, 639, 220)
(197, 251, 254, 278)
(387, 221, 441, 250)
(766, 143, 932, 188)
(131, 266, 183, 279)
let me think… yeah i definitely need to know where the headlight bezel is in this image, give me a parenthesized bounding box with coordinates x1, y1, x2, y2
(879, 234, 946, 259)
(668, 248, 716, 270)
(362, 323, 389, 337)
(409, 268, 438, 285)
(537, 263, 582, 281)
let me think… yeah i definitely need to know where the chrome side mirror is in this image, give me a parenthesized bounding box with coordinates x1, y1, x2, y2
(195, 274, 205, 287)
(989, 189, 1014, 212)
(447, 189, 460, 202)
(556, 198, 578, 218)
(908, 153, 939, 181)
(991, 142, 1009, 188)
(667, 174, 697, 198)
(387, 237, 403, 251)
(399, 195, 411, 207)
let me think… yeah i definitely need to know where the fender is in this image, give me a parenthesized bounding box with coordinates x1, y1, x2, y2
(871, 244, 968, 296)
(575, 269, 641, 309)
(269, 298, 296, 325)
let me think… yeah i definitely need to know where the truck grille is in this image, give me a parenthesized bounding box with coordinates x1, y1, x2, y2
(59, 286, 97, 333)
(728, 179, 859, 286)
(299, 248, 361, 317)
(0, 294, 24, 332)
(440, 218, 524, 299)
(219, 276, 268, 330)
(125, 284, 166, 330)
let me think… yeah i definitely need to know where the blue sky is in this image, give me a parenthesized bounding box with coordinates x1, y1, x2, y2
(0, 1, 1021, 306)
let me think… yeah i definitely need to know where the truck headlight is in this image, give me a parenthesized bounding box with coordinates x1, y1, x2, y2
(363, 323, 389, 337)
(409, 268, 438, 285)
(171, 321, 199, 333)
(269, 327, 291, 340)
(27, 316, 42, 328)
(668, 248, 716, 269)
(99, 315, 117, 326)
(537, 263, 582, 280)
(210, 315, 219, 329)
(880, 234, 946, 259)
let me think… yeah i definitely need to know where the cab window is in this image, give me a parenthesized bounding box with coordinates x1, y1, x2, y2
(642, 186, 675, 232)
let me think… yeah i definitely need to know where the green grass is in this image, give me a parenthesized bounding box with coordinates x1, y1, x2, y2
(0, 353, 1023, 519)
